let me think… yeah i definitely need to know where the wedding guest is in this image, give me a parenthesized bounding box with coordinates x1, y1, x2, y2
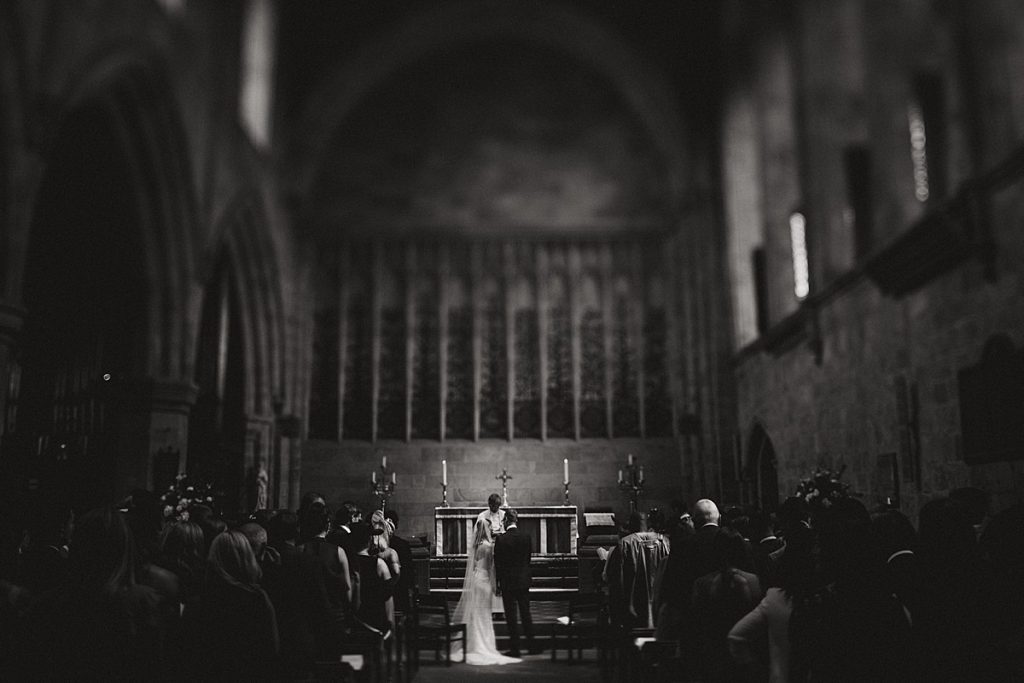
(691, 528, 764, 682)
(189, 504, 226, 555)
(915, 496, 1012, 679)
(297, 491, 327, 543)
(157, 521, 206, 605)
(788, 498, 909, 681)
(124, 489, 181, 617)
(729, 523, 815, 683)
(182, 530, 279, 680)
(265, 511, 338, 677)
(298, 500, 352, 610)
(606, 509, 670, 629)
(870, 508, 922, 625)
(384, 508, 415, 612)
(747, 511, 783, 585)
(14, 490, 71, 595)
(15, 507, 162, 679)
(156, 520, 206, 677)
(369, 508, 402, 581)
(350, 521, 394, 635)
(327, 501, 361, 548)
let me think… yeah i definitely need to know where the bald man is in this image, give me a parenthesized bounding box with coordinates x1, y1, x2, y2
(693, 499, 721, 529)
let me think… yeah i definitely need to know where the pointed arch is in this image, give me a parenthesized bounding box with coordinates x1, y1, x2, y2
(746, 420, 780, 513)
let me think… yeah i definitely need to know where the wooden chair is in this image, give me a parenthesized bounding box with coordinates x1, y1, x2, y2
(412, 593, 466, 666)
(550, 593, 609, 666)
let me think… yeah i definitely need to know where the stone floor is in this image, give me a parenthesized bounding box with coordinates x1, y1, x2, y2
(411, 652, 604, 683)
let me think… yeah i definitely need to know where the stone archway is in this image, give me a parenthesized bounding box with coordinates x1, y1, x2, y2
(3, 55, 200, 507)
(746, 421, 780, 514)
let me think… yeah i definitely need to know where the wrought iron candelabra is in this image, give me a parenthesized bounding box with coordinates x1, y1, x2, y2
(617, 454, 645, 514)
(370, 456, 396, 511)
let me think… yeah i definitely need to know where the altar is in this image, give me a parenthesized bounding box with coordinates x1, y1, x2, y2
(434, 505, 578, 556)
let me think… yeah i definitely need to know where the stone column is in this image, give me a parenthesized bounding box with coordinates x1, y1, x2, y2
(114, 378, 198, 496)
(0, 302, 26, 441)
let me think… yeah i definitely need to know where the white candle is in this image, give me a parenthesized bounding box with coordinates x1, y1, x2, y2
(382, 455, 387, 469)
(618, 469, 623, 483)
(627, 453, 634, 466)
(639, 465, 645, 483)
(563, 458, 569, 484)
(442, 460, 447, 485)
(391, 471, 396, 485)
(372, 471, 377, 484)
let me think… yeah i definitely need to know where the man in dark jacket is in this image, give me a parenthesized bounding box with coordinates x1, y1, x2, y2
(263, 512, 337, 677)
(494, 508, 536, 656)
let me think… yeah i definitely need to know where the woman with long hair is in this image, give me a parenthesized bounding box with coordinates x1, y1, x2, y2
(452, 518, 521, 665)
(15, 507, 162, 679)
(183, 530, 279, 680)
(158, 521, 206, 603)
(369, 509, 401, 581)
(692, 528, 763, 681)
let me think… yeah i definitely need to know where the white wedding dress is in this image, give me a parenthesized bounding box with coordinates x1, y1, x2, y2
(452, 537, 521, 665)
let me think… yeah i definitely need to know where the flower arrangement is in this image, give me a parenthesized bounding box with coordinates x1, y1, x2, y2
(793, 464, 855, 510)
(160, 473, 216, 522)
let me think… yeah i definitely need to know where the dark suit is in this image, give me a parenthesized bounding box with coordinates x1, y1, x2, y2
(263, 543, 337, 674)
(494, 525, 534, 654)
(752, 535, 784, 585)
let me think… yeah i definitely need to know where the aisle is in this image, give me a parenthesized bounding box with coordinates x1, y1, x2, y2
(411, 652, 603, 683)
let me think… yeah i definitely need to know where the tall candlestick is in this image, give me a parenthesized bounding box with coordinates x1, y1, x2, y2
(442, 459, 447, 485)
(563, 458, 569, 484)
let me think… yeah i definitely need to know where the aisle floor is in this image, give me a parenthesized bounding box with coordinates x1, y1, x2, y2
(410, 651, 604, 683)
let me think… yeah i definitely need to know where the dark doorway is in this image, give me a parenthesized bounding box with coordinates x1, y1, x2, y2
(747, 422, 780, 514)
(188, 255, 246, 512)
(6, 101, 148, 510)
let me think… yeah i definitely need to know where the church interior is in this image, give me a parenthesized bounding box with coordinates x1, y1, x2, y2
(2, 0, 1024, 679)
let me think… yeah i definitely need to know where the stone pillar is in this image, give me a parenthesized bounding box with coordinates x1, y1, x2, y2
(0, 302, 25, 441)
(275, 413, 301, 509)
(114, 378, 198, 496)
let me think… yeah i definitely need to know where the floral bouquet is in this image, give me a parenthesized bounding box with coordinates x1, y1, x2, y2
(793, 464, 855, 510)
(160, 473, 216, 522)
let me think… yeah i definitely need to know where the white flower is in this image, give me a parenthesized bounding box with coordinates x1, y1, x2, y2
(163, 505, 174, 518)
(180, 511, 190, 522)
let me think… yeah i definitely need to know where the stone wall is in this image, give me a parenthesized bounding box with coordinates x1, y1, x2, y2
(728, 0, 1024, 519)
(301, 438, 683, 544)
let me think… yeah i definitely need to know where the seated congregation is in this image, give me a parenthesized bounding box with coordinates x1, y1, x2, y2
(598, 490, 1024, 681)
(0, 491, 414, 681)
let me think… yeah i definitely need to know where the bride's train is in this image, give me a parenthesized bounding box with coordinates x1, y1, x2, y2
(451, 519, 522, 665)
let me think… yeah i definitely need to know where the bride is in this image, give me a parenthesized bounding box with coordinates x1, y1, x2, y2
(451, 518, 522, 665)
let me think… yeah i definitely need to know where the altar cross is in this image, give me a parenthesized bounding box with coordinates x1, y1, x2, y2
(496, 468, 513, 507)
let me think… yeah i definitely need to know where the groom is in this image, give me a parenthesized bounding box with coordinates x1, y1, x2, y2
(494, 508, 537, 656)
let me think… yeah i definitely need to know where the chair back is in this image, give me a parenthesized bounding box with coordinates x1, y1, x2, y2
(569, 592, 606, 625)
(415, 593, 452, 628)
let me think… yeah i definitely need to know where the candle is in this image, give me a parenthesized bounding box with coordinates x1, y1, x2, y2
(627, 453, 634, 466)
(563, 458, 569, 484)
(639, 465, 645, 483)
(391, 471, 396, 485)
(372, 471, 377, 484)
(382, 455, 387, 469)
(618, 469, 623, 483)
(442, 459, 448, 485)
